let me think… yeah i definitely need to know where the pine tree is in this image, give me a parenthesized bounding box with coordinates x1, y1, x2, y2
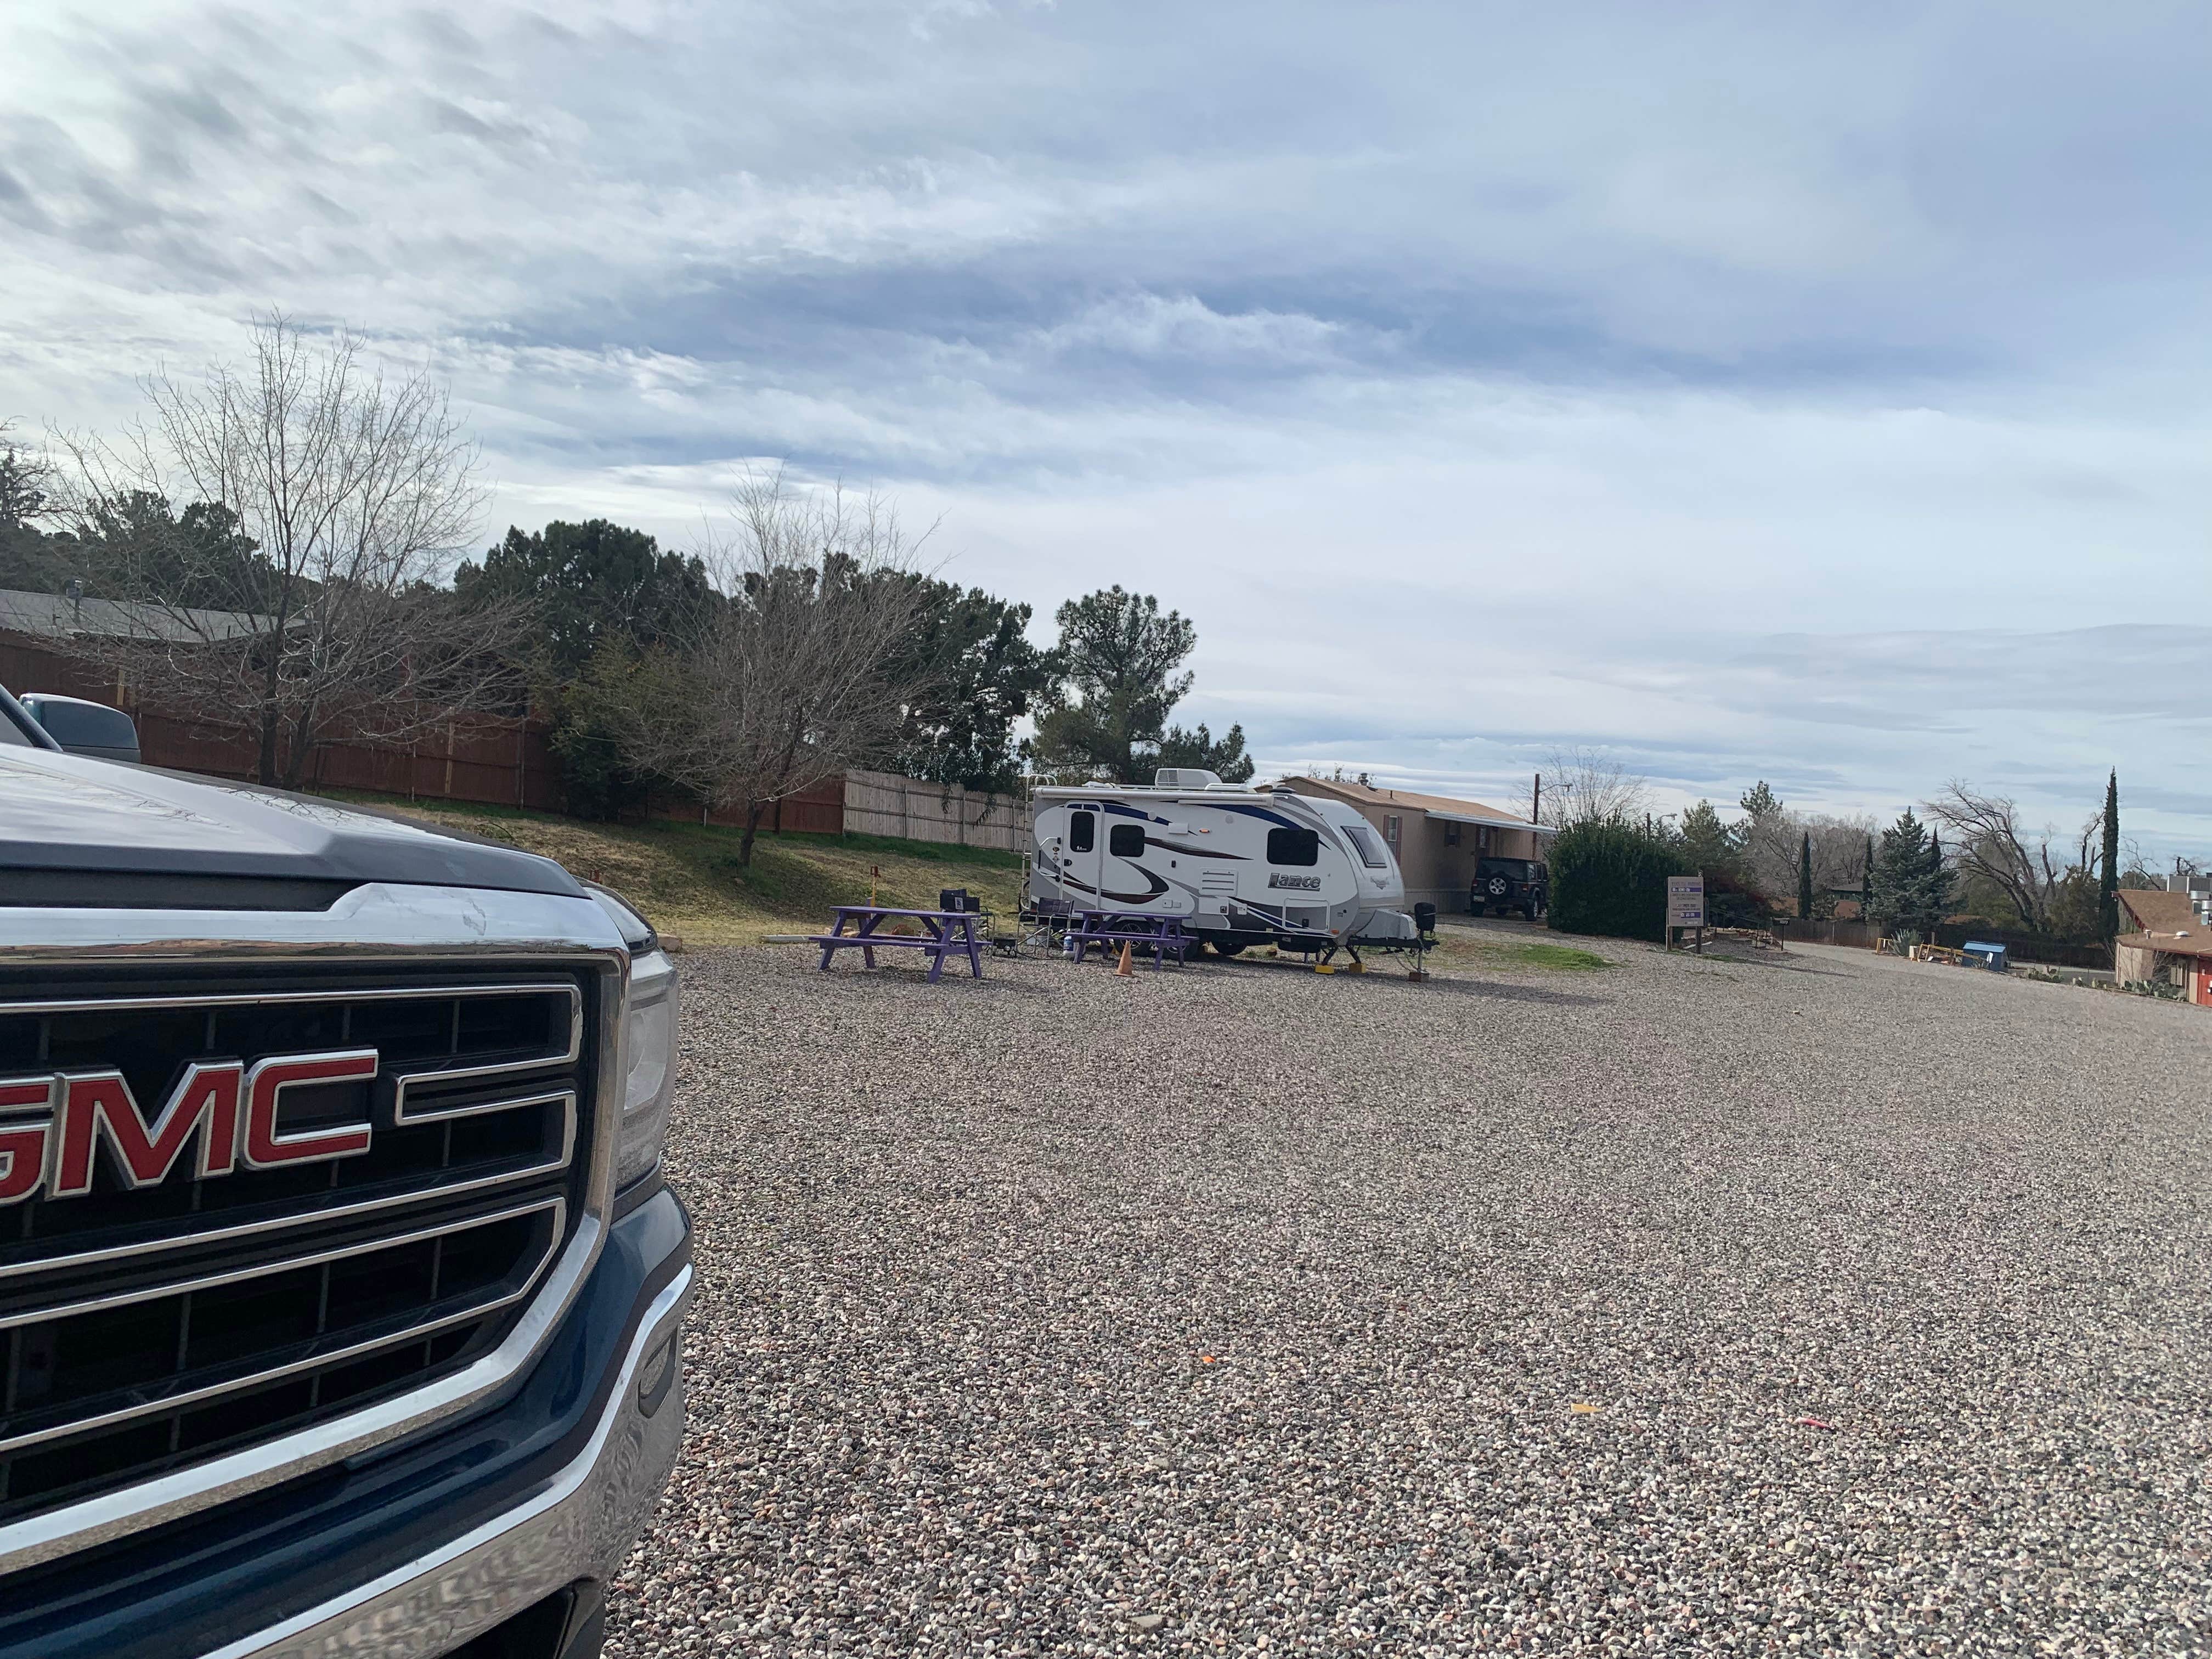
(2098, 770, 2120, 940)
(1869, 809, 1945, 935)
(1678, 799, 1737, 877)
(1797, 830, 1814, 919)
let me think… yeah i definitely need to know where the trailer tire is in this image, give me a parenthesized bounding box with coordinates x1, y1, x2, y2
(1209, 938, 1247, 958)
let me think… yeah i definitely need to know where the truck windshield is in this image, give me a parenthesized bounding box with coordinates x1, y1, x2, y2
(1342, 823, 1390, 868)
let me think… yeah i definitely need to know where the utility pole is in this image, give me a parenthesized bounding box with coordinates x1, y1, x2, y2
(1532, 771, 1541, 827)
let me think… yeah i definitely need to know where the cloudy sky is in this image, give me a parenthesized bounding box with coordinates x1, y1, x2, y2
(3, 1, 2205, 854)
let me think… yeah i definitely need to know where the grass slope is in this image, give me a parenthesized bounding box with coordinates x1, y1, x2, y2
(318, 794, 1023, 947)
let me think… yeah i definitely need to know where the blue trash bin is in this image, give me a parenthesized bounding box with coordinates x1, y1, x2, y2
(1961, 941, 2007, 972)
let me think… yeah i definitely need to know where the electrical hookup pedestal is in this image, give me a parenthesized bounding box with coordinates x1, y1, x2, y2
(1664, 874, 1706, 955)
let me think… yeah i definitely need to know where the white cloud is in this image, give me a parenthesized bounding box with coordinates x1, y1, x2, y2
(2, 0, 2208, 855)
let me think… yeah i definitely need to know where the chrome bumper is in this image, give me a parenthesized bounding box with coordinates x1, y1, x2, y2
(208, 1265, 693, 1659)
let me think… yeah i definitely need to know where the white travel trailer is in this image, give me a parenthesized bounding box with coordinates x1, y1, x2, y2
(1026, 770, 1423, 958)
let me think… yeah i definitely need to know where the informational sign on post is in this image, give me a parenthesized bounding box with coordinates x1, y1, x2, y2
(1666, 876, 1705, 927)
(1666, 874, 1706, 952)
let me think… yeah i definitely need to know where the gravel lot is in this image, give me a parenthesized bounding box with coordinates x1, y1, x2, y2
(606, 934, 2212, 1656)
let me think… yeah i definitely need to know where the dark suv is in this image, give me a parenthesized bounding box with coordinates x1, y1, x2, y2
(1473, 856, 1548, 919)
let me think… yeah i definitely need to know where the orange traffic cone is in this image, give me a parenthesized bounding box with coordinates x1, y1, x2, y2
(1115, 941, 1135, 977)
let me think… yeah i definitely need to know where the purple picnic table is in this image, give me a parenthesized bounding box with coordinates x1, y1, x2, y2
(809, 906, 984, 981)
(1068, 909, 1192, 968)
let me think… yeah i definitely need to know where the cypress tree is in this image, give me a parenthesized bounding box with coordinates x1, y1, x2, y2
(1927, 830, 1950, 926)
(1797, 830, 1814, 919)
(2098, 770, 2120, 940)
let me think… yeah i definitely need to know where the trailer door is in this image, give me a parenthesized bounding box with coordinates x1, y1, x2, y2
(1066, 805, 1101, 912)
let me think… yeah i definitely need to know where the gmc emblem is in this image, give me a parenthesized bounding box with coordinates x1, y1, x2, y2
(0, 1047, 379, 1205)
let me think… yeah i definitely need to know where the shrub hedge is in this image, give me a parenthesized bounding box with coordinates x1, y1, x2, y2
(1548, 820, 1691, 942)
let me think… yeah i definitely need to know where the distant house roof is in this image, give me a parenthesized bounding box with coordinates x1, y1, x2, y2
(2116, 928, 2212, 962)
(2118, 888, 2201, 935)
(1277, 775, 1548, 834)
(0, 587, 268, 644)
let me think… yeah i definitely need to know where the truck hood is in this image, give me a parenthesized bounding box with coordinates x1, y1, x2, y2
(0, 749, 584, 898)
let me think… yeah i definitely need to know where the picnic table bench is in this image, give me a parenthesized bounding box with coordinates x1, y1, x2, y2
(810, 906, 984, 981)
(1068, 910, 1192, 968)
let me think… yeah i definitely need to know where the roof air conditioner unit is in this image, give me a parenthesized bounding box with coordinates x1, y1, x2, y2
(1153, 769, 1222, 789)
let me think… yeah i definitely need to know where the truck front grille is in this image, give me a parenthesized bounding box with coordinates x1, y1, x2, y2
(0, 979, 594, 1526)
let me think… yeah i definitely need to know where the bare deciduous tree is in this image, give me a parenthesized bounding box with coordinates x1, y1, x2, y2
(1537, 747, 1651, 829)
(590, 469, 940, 864)
(1925, 782, 2081, 934)
(1801, 813, 1878, 910)
(47, 313, 522, 788)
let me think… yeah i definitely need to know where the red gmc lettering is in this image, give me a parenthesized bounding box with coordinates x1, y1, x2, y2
(0, 1077, 53, 1205)
(0, 1046, 381, 1202)
(50, 1063, 244, 1197)
(240, 1049, 379, 1169)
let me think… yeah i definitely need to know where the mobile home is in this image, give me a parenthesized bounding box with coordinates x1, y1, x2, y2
(1026, 770, 1421, 958)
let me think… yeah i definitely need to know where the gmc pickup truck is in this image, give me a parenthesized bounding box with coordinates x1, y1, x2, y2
(0, 684, 692, 1659)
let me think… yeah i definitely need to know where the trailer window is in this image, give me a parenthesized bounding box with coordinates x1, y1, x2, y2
(1342, 823, 1390, 869)
(1068, 811, 1095, 853)
(1109, 823, 1146, 858)
(1266, 827, 1319, 866)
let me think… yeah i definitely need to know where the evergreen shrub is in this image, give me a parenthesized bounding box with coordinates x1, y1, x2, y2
(1549, 820, 1691, 942)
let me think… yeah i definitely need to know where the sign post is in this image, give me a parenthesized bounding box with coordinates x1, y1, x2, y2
(1666, 874, 1706, 954)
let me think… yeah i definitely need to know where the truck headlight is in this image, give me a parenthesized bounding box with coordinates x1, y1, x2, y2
(588, 883, 678, 1190)
(616, 946, 678, 1188)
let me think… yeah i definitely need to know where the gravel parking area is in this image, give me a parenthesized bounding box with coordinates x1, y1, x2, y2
(607, 936, 2212, 1656)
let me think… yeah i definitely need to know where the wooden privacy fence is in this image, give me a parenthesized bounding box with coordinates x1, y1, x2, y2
(639, 777, 844, 835)
(1776, 913, 2113, 969)
(1776, 918, 1875, 949)
(1, 629, 561, 809)
(841, 768, 1028, 852)
(5, 627, 1034, 848)
(1930, 924, 2111, 970)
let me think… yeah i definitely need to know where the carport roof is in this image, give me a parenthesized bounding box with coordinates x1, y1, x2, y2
(1276, 777, 1553, 836)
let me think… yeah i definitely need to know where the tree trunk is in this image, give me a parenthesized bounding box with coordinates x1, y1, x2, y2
(280, 700, 320, 792)
(738, 799, 768, 866)
(256, 703, 282, 787)
(257, 580, 298, 787)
